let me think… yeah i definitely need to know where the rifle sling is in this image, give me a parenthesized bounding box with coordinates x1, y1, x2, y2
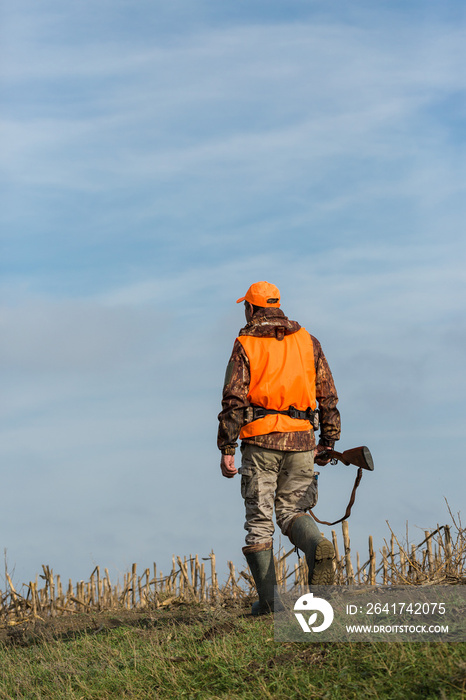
(309, 467, 363, 526)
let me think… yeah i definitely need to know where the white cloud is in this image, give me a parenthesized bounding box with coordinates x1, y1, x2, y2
(3, 19, 466, 197)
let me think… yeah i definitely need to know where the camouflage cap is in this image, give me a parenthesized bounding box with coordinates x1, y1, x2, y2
(236, 281, 281, 308)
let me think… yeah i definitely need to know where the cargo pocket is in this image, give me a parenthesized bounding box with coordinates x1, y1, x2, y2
(238, 464, 258, 501)
(301, 472, 319, 510)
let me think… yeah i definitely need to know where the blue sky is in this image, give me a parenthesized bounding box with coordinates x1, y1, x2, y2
(1, 0, 465, 587)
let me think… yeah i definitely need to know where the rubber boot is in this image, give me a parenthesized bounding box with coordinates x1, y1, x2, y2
(243, 543, 279, 615)
(289, 514, 335, 585)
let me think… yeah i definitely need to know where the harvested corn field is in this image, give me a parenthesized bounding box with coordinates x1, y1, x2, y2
(1, 515, 464, 627)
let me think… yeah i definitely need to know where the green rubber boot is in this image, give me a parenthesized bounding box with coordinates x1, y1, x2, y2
(289, 515, 335, 585)
(243, 544, 279, 615)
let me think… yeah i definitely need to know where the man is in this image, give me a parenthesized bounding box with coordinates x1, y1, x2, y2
(217, 281, 341, 615)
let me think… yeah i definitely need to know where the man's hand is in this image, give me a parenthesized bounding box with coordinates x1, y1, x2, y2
(220, 454, 238, 478)
(315, 444, 332, 466)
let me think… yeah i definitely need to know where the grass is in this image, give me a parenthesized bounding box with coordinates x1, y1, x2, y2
(0, 601, 465, 699)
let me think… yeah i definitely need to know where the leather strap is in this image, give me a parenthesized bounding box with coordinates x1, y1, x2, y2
(309, 467, 363, 526)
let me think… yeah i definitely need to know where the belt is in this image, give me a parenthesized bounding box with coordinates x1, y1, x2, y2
(245, 404, 319, 429)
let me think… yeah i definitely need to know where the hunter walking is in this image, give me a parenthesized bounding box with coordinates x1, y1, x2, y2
(218, 281, 341, 614)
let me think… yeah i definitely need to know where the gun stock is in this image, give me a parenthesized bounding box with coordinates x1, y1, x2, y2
(325, 445, 374, 471)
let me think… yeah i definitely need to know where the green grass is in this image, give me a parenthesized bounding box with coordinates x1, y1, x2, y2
(0, 603, 464, 699)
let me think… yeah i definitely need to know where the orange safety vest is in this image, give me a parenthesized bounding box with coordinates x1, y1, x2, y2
(238, 327, 316, 439)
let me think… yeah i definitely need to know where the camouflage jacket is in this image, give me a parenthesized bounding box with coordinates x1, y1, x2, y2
(217, 308, 341, 454)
